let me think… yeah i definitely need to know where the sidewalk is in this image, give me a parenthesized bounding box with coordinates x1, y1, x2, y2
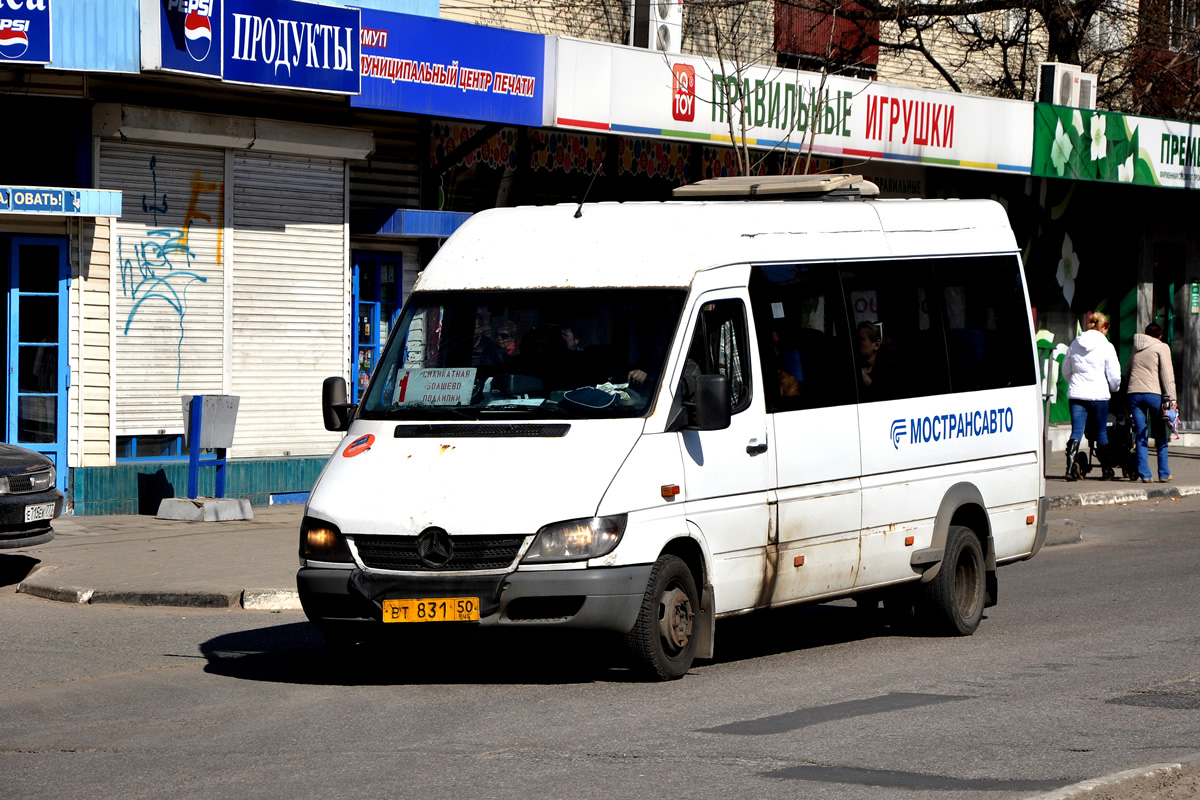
(5, 446, 1200, 612)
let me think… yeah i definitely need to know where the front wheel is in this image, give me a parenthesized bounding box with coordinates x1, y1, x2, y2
(624, 555, 699, 681)
(924, 525, 986, 636)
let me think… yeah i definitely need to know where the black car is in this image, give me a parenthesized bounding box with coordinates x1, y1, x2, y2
(0, 443, 63, 549)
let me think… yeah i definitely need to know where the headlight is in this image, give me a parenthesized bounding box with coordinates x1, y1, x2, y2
(300, 517, 353, 563)
(32, 467, 54, 492)
(522, 515, 627, 563)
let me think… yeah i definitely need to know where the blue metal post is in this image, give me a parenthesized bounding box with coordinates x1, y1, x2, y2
(214, 448, 226, 498)
(187, 395, 202, 499)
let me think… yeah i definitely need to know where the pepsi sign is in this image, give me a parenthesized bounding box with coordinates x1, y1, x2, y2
(143, 0, 360, 93)
(152, 0, 222, 78)
(0, 0, 51, 65)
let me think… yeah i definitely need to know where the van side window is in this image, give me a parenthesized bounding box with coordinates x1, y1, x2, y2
(684, 299, 751, 414)
(749, 264, 856, 412)
(839, 261, 951, 402)
(936, 256, 1038, 392)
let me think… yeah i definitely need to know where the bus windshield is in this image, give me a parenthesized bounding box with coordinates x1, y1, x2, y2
(359, 289, 687, 420)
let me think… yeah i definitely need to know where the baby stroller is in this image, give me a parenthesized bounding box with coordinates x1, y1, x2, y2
(1072, 393, 1137, 480)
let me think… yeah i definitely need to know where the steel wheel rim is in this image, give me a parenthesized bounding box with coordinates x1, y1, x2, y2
(658, 583, 694, 654)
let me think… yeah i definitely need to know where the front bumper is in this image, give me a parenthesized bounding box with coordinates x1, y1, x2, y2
(297, 563, 653, 634)
(0, 490, 62, 549)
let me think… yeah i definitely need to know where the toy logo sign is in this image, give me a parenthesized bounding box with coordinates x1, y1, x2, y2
(672, 63, 695, 122)
(342, 433, 375, 458)
(0, 0, 50, 64)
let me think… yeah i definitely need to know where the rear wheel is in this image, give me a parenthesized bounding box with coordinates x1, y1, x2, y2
(624, 555, 699, 681)
(924, 525, 986, 636)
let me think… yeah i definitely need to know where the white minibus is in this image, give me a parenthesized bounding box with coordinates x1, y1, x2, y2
(298, 175, 1048, 680)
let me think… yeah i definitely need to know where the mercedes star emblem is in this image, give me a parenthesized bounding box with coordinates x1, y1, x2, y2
(416, 527, 454, 569)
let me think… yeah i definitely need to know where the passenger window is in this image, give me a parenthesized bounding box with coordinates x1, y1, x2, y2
(839, 261, 951, 402)
(683, 299, 751, 414)
(936, 256, 1038, 392)
(749, 264, 857, 412)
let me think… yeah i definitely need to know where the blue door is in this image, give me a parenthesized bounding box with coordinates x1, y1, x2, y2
(351, 252, 403, 404)
(6, 238, 69, 491)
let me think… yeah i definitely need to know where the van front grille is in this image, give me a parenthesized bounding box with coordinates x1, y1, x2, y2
(353, 534, 526, 571)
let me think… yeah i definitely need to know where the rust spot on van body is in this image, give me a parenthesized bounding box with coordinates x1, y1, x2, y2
(438, 444, 455, 456)
(756, 501, 780, 608)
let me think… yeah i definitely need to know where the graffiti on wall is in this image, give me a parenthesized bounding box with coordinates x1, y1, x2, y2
(118, 156, 223, 389)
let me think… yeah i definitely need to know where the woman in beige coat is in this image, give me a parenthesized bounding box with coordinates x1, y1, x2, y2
(1126, 323, 1176, 482)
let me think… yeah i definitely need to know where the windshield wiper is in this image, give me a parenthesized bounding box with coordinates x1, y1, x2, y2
(370, 404, 478, 420)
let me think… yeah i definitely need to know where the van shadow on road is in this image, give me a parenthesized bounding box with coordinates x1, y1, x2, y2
(199, 601, 915, 686)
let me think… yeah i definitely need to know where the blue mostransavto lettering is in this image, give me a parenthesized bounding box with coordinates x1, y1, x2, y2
(224, 0, 359, 94)
(892, 407, 1015, 448)
(0, 0, 51, 65)
(353, 9, 544, 127)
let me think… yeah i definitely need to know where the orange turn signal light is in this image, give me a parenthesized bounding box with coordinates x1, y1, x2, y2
(904, 535, 914, 546)
(794, 555, 805, 567)
(661, 484, 680, 498)
(1027, 515, 1035, 525)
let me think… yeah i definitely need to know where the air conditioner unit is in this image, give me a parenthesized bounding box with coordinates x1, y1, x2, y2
(1036, 62, 1097, 109)
(630, 0, 683, 53)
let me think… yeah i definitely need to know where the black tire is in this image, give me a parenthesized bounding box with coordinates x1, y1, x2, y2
(924, 525, 986, 636)
(624, 555, 699, 681)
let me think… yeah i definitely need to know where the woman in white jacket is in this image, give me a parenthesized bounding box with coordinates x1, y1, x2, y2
(1061, 311, 1122, 480)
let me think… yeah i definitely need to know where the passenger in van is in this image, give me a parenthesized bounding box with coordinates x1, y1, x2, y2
(772, 328, 802, 398)
(856, 320, 890, 399)
(1062, 311, 1121, 481)
(562, 323, 584, 351)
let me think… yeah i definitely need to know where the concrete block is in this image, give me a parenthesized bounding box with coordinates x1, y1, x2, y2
(156, 497, 254, 522)
(242, 588, 302, 611)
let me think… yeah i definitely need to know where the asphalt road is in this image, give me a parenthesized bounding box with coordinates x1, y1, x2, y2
(1, 498, 1197, 800)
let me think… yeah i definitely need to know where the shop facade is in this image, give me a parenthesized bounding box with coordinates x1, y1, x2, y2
(8, 1, 1198, 514)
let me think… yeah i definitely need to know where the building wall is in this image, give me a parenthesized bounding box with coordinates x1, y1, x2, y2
(79, 217, 113, 469)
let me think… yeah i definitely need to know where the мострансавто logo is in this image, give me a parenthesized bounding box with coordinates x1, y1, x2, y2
(891, 407, 1014, 449)
(342, 433, 375, 458)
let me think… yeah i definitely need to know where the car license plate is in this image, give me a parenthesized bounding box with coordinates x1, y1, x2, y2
(24, 502, 55, 523)
(382, 597, 480, 623)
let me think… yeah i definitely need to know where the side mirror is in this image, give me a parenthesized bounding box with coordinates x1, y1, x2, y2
(691, 374, 731, 431)
(322, 377, 357, 432)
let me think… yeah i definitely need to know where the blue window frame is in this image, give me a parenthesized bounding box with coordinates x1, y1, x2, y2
(116, 433, 218, 462)
(5, 237, 69, 490)
(352, 252, 404, 404)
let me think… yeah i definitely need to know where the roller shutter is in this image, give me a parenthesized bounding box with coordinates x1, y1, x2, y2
(231, 151, 346, 457)
(100, 142, 226, 438)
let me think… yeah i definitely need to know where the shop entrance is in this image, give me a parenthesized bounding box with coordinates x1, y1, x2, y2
(4, 237, 69, 490)
(1152, 242, 1185, 344)
(352, 252, 403, 403)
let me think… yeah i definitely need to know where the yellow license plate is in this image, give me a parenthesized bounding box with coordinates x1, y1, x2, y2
(382, 597, 480, 623)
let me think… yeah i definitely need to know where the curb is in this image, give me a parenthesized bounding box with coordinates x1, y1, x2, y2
(1046, 484, 1200, 509)
(16, 566, 301, 611)
(1024, 751, 1200, 799)
(242, 588, 303, 611)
